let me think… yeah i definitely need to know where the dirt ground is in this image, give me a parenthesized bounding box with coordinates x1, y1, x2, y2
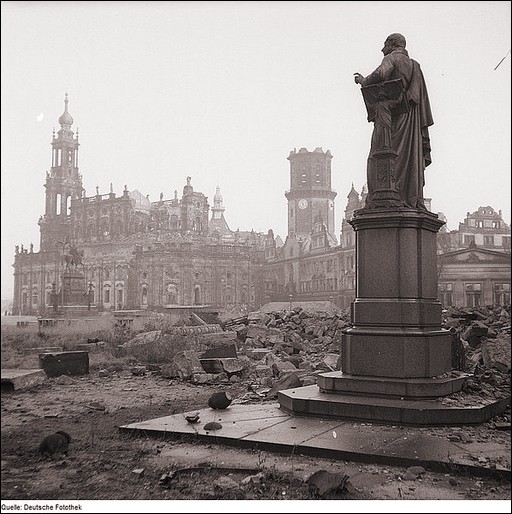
(1, 368, 511, 505)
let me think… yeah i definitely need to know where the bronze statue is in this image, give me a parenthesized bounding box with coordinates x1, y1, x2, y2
(354, 33, 433, 209)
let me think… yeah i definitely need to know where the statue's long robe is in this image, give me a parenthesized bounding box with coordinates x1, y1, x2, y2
(361, 48, 434, 209)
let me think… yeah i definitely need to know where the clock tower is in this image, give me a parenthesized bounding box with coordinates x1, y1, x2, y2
(285, 147, 337, 239)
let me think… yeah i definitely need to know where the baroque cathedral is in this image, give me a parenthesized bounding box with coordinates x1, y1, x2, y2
(12, 97, 511, 315)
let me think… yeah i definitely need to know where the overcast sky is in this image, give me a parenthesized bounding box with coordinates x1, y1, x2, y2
(1, 0, 510, 300)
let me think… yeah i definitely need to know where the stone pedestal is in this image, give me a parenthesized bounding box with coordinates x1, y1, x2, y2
(342, 208, 451, 380)
(62, 272, 87, 305)
(278, 207, 510, 424)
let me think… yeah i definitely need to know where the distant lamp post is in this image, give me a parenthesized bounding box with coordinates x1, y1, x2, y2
(289, 293, 293, 311)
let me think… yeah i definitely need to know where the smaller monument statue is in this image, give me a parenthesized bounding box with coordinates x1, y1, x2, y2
(64, 244, 84, 272)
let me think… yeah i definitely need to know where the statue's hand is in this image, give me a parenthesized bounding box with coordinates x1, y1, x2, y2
(353, 73, 363, 85)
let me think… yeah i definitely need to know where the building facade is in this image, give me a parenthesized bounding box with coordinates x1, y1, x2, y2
(11, 98, 511, 315)
(12, 97, 269, 316)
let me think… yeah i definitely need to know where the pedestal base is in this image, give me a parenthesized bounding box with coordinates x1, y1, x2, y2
(317, 371, 467, 399)
(342, 327, 452, 378)
(278, 385, 511, 425)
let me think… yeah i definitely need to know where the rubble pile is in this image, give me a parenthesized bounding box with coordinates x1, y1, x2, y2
(114, 304, 509, 411)
(441, 305, 511, 413)
(146, 306, 351, 394)
(442, 305, 511, 372)
(220, 306, 351, 399)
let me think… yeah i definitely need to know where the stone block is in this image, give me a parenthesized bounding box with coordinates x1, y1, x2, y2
(1, 369, 47, 391)
(200, 343, 237, 359)
(39, 351, 89, 378)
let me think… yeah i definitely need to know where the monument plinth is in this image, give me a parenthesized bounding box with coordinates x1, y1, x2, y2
(342, 207, 451, 379)
(62, 272, 87, 305)
(317, 207, 463, 402)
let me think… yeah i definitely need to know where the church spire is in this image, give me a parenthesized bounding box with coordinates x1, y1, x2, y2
(58, 93, 74, 128)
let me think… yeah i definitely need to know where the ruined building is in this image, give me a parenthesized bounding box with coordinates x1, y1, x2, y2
(12, 97, 511, 315)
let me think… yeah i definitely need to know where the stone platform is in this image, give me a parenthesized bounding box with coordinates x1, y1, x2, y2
(278, 384, 511, 425)
(1, 368, 47, 392)
(119, 402, 511, 479)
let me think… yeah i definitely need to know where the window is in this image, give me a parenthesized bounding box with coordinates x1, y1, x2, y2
(465, 283, 482, 308)
(166, 283, 177, 304)
(494, 283, 510, 305)
(484, 235, 494, 246)
(477, 220, 484, 228)
(492, 221, 501, 229)
(103, 287, 110, 304)
(464, 235, 475, 245)
(439, 283, 453, 307)
(301, 173, 307, 184)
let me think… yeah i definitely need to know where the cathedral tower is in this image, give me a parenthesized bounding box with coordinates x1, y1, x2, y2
(39, 94, 83, 250)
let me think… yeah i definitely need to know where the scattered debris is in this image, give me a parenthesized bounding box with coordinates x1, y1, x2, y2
(85, 402, 106, 411)
(214, 476, 239, 492)
(39, 431, 71, 458)
(184, 412, 200, 424)
(130, 366, 147, 376)
(307, 469, 351, 498)
(208, 391, 232, 410)
(402, 465, 426, 480)
(203, 421, 223, 431)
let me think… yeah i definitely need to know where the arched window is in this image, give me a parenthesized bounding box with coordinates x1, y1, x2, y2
(103, 285, 111, 304)
(166, 283, 177, 304)
(56, 193, 62, 215)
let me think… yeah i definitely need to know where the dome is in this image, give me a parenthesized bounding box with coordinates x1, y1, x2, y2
(58, 94, 73, 126)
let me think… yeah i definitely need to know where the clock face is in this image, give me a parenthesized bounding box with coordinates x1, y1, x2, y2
(298, 199, 308, 210)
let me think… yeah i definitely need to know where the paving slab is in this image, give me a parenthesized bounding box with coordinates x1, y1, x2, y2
(1, 368, 47, 391)
(119, 401, 511, 480)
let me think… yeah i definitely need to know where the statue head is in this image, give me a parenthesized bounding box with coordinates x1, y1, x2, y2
(382, 33, 406, 55)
